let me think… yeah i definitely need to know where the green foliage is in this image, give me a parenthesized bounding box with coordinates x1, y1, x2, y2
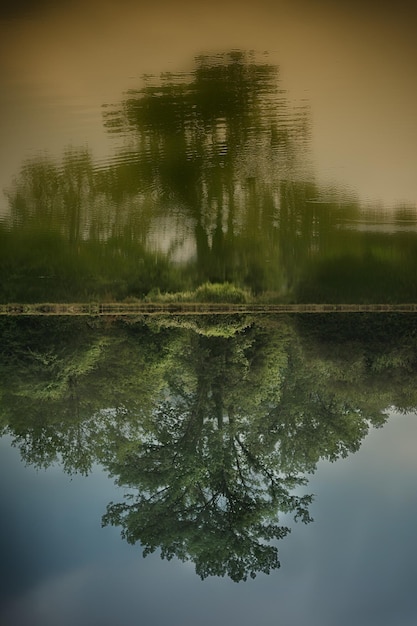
(2, 313, 417, 579)
(143, 283, 252, 305)
(193, 282, 249, 303)
(148, 313, 253, 337)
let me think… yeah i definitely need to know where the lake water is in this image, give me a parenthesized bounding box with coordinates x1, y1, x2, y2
(1, 0, 417, 304)
(1, 2, 417, 624)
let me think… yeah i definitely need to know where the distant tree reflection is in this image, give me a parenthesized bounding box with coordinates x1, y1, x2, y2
(4, 50, 417, 303)
(3, 51, 318, 302)
(102, 50, 312, 291)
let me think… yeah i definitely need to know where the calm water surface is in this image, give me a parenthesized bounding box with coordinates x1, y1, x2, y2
(1, 2, 417, 625)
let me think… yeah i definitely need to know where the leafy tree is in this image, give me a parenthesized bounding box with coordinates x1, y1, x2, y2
(0, 317, 171, 473)
(102, 320, 312, 581)
(2, 313, 417, 579)
(100, 314, 409, 580)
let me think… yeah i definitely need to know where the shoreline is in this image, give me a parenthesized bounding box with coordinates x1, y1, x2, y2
(2, 302, 417, 316)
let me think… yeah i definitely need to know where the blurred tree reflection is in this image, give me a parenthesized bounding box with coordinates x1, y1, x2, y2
(2, 51, 316, 301)
(103, 50, 312, 291)
(3, 50, 417, 303)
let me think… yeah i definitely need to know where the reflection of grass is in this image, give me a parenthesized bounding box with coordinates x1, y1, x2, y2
(148, 313, 253, 337)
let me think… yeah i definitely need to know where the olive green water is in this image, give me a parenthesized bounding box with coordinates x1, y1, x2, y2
(1, 46, 416, 304)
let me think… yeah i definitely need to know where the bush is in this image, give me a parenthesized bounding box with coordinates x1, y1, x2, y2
(194, 282, 249, 303)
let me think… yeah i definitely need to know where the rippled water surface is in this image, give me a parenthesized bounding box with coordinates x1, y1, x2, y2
(1, 0, 417, 304)
(1, 2, 417, 625)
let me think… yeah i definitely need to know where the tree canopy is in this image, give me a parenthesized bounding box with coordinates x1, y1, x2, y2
(2, 313, 416, 580)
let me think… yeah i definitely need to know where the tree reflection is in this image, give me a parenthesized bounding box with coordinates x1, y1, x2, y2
(102, 50, 312, 290)
(2, 314, 415, 580)
(3, 50, 417, 303)
(2, 51, 314, 301)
